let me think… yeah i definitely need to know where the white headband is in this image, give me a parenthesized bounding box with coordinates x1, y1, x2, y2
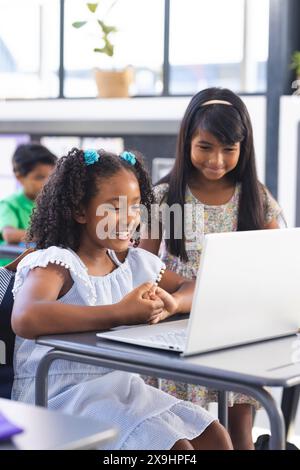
(201, 100, 232, 106)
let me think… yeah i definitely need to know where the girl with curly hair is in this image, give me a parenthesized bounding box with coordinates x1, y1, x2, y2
(11, 148, 232, 450)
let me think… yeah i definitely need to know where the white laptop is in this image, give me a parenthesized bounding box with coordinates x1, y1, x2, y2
(97, 228, 300, 356)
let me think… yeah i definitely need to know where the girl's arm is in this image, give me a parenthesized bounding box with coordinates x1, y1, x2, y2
(159, 269, 195, 314)
(2, 226, 26, 244)
(12, 264, 164, 339)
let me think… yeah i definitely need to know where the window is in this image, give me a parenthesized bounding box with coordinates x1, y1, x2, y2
(64, 0, 164, 97)
(40, 136, 123, 157)
(0, 0, 270, 99)
(0, 134, 30, 199)
(0, 0, 60, 99)
(169, 0, 269, 94)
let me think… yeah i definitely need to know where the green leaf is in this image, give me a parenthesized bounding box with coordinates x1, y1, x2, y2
(97, 20, 117, 35)
(72, 21, 87, 28)
(87, 3, 98, 13)
(94, 40, 114, 57)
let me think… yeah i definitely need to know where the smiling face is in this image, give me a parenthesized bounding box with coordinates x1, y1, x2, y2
(77, 168, 141, 252)
(190, 129, 240, 182)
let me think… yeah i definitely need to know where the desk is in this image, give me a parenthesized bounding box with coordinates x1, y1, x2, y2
(0, 245, 24, 260)
(0, 398, 117, 450)
(35, 333, 300, 450)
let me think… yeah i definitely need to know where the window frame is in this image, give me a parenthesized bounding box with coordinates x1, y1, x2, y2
(2, 0, 270, 100)
(59, 0, 270, 99)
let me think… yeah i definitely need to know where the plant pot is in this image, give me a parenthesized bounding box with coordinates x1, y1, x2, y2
(94, 68, 132, 98)
(292, 75, 300, 95)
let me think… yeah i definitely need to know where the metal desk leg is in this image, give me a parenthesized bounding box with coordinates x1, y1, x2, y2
(35, 350, 64, 407)
(239, 385, 285, 450)
(218, 391, 229, 429)
(281, 385, 300, 441)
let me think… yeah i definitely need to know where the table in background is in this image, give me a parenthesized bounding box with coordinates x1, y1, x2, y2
(0, 245, 25, 260)
(0, 398, 117, 450)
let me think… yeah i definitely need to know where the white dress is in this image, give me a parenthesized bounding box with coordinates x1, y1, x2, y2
(11, 246, 214, 450)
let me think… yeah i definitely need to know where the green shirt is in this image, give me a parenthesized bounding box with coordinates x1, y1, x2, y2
(0, 191, 35, 265)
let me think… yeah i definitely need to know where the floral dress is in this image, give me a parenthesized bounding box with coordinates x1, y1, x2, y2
(145, 182, 285, 408)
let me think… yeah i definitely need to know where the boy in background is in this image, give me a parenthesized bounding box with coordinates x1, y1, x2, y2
(0, 143, 57, 265)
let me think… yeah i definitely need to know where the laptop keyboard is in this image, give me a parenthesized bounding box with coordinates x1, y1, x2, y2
(146, 329, 187, 351)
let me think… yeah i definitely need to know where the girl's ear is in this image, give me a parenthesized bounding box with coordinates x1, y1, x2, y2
(73, 207, 87, 224)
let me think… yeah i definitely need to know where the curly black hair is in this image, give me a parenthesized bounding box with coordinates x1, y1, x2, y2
(27, 148, 153, 250)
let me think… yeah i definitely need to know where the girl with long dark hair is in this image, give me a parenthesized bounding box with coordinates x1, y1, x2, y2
(140, 88, 285, 449)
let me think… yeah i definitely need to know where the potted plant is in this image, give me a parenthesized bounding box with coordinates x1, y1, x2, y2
(72, 1, 132, 98)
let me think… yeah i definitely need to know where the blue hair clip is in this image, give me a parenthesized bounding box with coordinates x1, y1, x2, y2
(120, 151, 136, 166)
(83, 149, 100, 166)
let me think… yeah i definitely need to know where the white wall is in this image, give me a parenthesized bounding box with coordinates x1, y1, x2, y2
(278, 96, 300, 227)
(242, 96, 266, 183)
(0, 95, 267, 178)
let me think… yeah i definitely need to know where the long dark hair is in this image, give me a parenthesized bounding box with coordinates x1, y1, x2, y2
(27, 148, 153, 250)
(158, 87, 264, 261)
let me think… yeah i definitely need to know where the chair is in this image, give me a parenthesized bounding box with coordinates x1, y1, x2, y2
(0, 268, 15, 399)
(0, 249, 34, 399)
